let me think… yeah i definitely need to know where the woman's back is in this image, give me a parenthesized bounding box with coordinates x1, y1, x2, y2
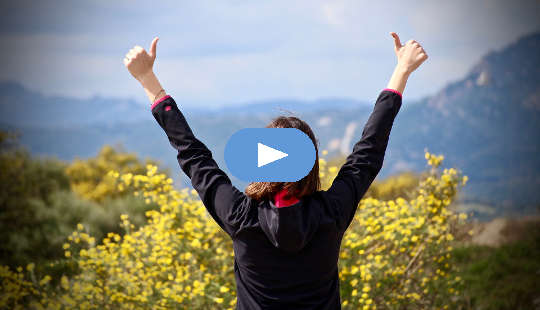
(150, 88, 401, 309)
(126, 31, 427, 309)
(233, 192, 342, 309)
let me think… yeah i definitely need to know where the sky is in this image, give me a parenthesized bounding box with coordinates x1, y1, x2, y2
(1, 0, 539, 108)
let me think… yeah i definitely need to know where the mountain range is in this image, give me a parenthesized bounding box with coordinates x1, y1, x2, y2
(1, 32, 539, 219)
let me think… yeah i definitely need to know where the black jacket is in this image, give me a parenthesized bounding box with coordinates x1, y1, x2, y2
(151, 89, 402, 309)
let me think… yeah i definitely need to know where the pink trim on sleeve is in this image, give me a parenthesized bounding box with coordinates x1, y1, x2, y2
(151, 95, 171, 111)
(383, 88, 402, 98)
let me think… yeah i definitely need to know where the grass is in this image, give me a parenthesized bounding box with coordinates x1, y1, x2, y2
(450, 221, 540, 309)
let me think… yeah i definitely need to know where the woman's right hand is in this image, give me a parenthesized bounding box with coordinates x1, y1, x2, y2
(124, 37, 159, 82)
(390, 32, 428, 74)
(124, 37, 167, 104)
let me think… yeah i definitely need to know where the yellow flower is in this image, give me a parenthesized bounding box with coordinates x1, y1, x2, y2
(39, 275, 52, 286)
(26, 263, 35, 272)
(61, 276, 69, 290)
(220, 286, 229, 293)
(214, 297, 224, 304)
(190, 239, 202, 248)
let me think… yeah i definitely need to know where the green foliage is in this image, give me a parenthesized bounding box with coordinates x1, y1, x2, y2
(450, 221, 540, 309)
(0, 130, 159, 270)
(26, 191, 154, 262)
(0, 130, 71, 267)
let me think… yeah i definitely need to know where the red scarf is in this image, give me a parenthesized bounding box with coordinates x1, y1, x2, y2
(273, 188, 299, 208)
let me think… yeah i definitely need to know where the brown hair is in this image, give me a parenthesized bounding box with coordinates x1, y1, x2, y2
(245, 116, 320, 201)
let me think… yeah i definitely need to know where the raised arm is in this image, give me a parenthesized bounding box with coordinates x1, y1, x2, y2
(123, 38, 250, 237)
(326, 32, 428, 232)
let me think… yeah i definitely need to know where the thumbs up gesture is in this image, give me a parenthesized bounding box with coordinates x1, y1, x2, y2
(124, 37, 159, 81)
(390, 32, 428, 74)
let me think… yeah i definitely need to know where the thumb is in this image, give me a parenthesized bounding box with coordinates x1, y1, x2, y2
(149, 37, 159, 60)
(390, 32, 402, 51)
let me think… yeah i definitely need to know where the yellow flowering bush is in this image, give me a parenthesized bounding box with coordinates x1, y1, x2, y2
(366, 171, 420, 201)
(323, 152, 469, 309)
(0, 151, 468, 309)
(322, 154, 421, 201)
(65, 145, 165, 203)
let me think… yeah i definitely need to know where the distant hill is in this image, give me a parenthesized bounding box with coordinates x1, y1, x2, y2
(0, 81, 149, 127)
(390, 32, 540, 216)
(1, 32, 539, 219)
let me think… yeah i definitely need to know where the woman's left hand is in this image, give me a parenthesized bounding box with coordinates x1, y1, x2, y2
(124, 37, 159, 81)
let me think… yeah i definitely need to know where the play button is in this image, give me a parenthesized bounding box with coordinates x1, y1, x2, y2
(224, 128, 316, 182)
(258, 143, 288, 167)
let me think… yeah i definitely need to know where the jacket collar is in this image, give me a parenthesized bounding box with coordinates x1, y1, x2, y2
(273, 188, 299, 208)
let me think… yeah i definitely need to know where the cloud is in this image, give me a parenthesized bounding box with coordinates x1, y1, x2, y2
(0, 0, 539, 106)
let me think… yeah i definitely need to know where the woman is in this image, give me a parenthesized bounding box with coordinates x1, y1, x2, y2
(124, 32, 427, 309)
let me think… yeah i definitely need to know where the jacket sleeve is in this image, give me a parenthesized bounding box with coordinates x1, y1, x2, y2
(151, 95, 250, 238)
(325, 89, 402, 232)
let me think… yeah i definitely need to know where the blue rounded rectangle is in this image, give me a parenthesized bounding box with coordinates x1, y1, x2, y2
(224, 128, 316, 182)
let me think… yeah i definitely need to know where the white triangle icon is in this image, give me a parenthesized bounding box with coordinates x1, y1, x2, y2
(258, 143, 288, 167)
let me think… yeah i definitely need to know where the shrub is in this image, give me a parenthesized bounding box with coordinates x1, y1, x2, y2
(0, 132, 157, 270)
(334, 152, 468, 308)
(65, 144, 168, 203)
(0, 151, 468, 309)
(320, 153, 421, 201)
(0, 130, 71, 267)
